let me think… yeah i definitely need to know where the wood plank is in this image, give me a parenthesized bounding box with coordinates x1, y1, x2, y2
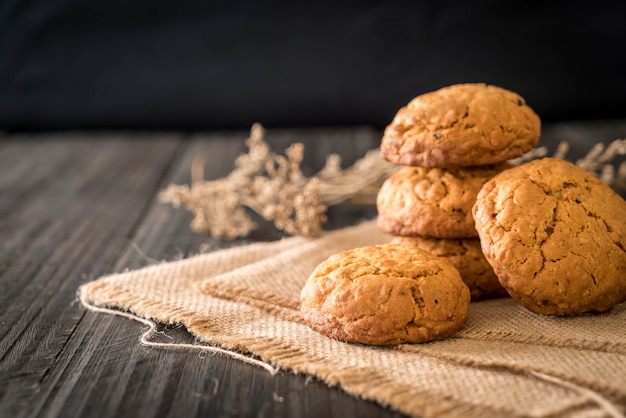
(0, 132, 184, 416)
(0, 128, 406, 418)
(2, 121, 624, 418)
(42, 128, 407, 418)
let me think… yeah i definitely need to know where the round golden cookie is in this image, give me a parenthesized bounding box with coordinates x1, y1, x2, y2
(376, 164, 509, 238)
(299, 243, 470, 345)
(473, 158, 626, 315)
(392, 236, 509, 301)
(380, 83, 541, 168)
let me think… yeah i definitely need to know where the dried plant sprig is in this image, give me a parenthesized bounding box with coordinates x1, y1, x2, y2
(317, 150, 400, 206)
(513, 139, 626, 189)
(161, 124, 626, 239)
(575, 139, 626, 187)
(162, 180, 257, 240)
(160, 123, 327, 239)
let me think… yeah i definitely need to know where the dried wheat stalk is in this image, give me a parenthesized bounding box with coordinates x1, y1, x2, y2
(161, 124, 327, 239)
(160, 124, 626, 240)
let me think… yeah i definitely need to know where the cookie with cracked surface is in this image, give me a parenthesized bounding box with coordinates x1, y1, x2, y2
(299, 243, 470, 345)
(376, 164, 510, 238)
(473, 158, 626, 315)
(392, 236, 509, 301)
(380, 83, 541, 168)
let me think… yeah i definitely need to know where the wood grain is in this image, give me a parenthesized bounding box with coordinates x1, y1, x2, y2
(0, 133, 183, 417)
(1, 122, 625, 418)
(0, 128, 407, 418)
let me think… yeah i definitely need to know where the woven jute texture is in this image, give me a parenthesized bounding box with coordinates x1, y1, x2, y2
(78, 220, 626, 418)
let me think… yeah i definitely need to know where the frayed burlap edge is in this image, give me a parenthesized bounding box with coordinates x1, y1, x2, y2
(75, 220, 626, 418)
(199, 279, 626, 411)
(76, 285, 482, 418)
(77, 278, 626, 418)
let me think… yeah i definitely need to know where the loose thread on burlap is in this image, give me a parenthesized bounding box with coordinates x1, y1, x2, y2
(529, 371, 626, 418)
(77, 291, 280, 376)
(129, 241, 162, 265)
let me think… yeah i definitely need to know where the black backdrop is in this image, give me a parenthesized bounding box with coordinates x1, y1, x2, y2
(1, 0, 625, 131)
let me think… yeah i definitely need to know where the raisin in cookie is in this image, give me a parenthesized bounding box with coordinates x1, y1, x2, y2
(299, 243, 470, 345)
(392, 236, 509, 301)
(380, 83, 541, 168)
(473, 158, 626, 315)
(377, 164, 509, 238)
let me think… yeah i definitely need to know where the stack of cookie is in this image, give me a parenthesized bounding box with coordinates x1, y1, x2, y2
(376, 83, 541, 300)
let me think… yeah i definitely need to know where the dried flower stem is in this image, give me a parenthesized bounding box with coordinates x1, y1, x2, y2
(161, 125, 626, 239)
(317, 151, 400, 206)
(575, 140, 626, 186)
(160, 124, 327, 239)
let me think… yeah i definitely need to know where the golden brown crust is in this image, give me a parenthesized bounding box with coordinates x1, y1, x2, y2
(376, 164, 509, 238)
(391, 236, 509, 301)
(473, 158, 626, 315)
(299, 243, 470, 345)
(380, 83, 541, 168)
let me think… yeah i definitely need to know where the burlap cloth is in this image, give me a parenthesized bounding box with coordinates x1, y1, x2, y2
(78, 220, 626, 418)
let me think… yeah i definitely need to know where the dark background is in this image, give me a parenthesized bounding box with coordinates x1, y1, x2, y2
(1, 0, 625, 131)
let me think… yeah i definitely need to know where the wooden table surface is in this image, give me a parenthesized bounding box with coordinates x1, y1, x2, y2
(1, 120, 625, 418)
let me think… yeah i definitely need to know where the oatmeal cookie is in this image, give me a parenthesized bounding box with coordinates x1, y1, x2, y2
(299, 243, 470, 345)
(392, 235, 509, 301)
(376, 164, 509, 238)
(380, 83, 541, 167)
(473, 158, 626, 315)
